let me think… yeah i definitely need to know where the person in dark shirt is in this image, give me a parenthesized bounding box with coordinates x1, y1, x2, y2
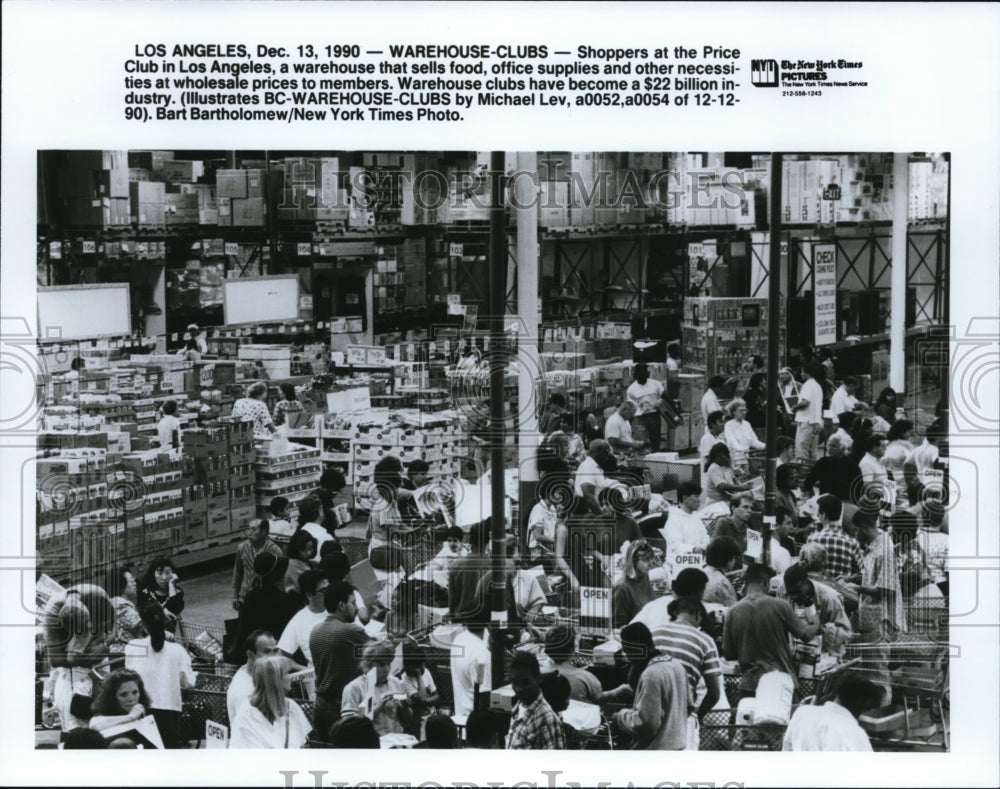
(315, 468, 347, 532)
(225, 553, 298, 666)
(448, 521, 491, 623)
(802, 435, 864, 503)
(310, 580, 370, 741)
(722, 564, 821, 697)
(613, 540, 657, 628)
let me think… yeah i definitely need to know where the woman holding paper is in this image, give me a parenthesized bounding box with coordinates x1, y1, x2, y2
(340, 641, 410, 735)
(230, 655, 311, 749)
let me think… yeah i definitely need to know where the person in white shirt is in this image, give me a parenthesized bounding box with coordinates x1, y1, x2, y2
(340, 641, 409, 734)
(277, 571, 330, 666)
(699, 410, 727, 466)
(185, 323, 209, 356)
(526, 497, 561, 562)
(574, 440, 613, 514)
(230, 655, 311, 749)
(830, 377, 861, 418)
(792, 364, 825, 461)
(604, 400, 646, 453)
(661, 482, 710, 556)
(666, 343, 681, 372)
(859, 434, 889, 486)
(700, 375, 727, 424)
(450, 623, 492, 717)
(775, 436, 795, 468)
(266, 496, 296, 540)
(124, 603, 196, 748)
(723, 398, 765, 465)
(782, 675, 882, 751)
(156, 400, 181, 450)
(295, 496, 334, 552)
(227, 630, 281, 724)
(832, 413, 855, 454)
(432, 525, 470, 571)
(627, 363, 666, 451)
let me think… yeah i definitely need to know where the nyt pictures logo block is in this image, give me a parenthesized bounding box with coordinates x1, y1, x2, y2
(751, 59, 779, 87)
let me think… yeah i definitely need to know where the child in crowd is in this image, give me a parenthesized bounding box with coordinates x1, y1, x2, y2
(396, 642, 439, 717)
(432, 526, 469, 573)
(156, 400, 181, 450)
(267, 496, 294, 540)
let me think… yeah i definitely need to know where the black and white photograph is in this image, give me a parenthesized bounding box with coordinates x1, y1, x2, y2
(3, 3, 999, 788)
(31, 147, 954, 755)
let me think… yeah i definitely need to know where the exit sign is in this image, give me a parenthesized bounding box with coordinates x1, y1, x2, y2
(822, 184, 842, 201)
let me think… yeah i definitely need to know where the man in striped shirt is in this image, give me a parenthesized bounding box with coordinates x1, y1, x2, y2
(650, 596, 723, 720)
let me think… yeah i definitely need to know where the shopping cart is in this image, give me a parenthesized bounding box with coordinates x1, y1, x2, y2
(698, 707, 791, 751)
(845, 633, 949, 750)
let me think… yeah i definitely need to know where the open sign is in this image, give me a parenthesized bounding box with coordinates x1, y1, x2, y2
(672, 552, 703, 566)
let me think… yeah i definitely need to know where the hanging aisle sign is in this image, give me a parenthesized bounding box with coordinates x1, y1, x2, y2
(813, 243, 837, 346)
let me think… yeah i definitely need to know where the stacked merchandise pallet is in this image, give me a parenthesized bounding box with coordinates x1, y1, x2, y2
(348, 413, 463, 512)
(181, 419, 257, 548)
(37, 448, 113, 583)
(253, 441, 322, 521)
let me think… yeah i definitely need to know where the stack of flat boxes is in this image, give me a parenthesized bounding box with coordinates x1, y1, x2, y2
(217, 168, 269, 227)
(37, 450, 111, 580)
(351, 421, 462, 512)
(119, 449, 185, 557)
(181, 425, 231, 542)
(51, 150, 131, 228)
(253, 442, 322, 517)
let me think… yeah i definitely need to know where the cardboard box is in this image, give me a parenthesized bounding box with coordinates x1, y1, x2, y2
(207, 510, 232, 538)
(216, 169, 248, 198)
(232, 197, 266, 226)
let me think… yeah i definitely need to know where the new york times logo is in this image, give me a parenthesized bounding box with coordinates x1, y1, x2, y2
(750, 59, 779, 87)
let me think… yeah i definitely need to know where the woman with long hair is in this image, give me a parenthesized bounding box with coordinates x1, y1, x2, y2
(230, 654, 311, 749)
(613, 540, 657, 628)
(703, 443, 754, 512)
(284, 529, 318, 597)
(89, 668, 153, 734)
(138, 556, 185, 633)
(124, 603, 195, 748)
(874, 387, 898, 426)
(104, 565, 145, 657)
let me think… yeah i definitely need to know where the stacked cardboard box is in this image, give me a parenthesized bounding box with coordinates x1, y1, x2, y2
(275, 157, 345, 222)
(253, 441, 322, 514)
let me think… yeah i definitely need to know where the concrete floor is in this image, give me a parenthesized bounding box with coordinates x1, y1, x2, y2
(180, 518, 369, 631)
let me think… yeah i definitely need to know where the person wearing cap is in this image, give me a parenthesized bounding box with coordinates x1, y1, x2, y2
(186, 323, 208, 355)
(225, 552, 297, 666)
